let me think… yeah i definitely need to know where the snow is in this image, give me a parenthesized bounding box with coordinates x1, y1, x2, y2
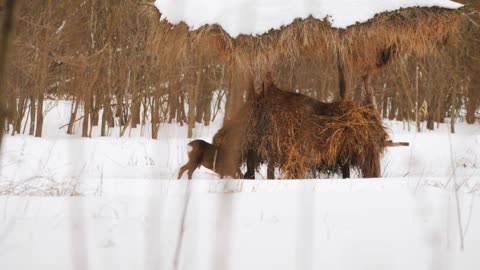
(153, 0, 463, 37)
(0, 100, 479, 269)
(0, 181, 479, 270)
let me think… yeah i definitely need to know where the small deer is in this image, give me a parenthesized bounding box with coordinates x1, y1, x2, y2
(177, 140, 241, 179)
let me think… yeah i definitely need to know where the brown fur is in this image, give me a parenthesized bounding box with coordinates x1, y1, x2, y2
(178, 140, 241, 179)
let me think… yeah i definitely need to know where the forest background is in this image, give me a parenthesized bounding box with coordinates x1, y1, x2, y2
(1, 0, 479, 140)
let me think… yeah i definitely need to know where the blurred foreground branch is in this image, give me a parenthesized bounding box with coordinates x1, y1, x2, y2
(0, 0, 16, 148)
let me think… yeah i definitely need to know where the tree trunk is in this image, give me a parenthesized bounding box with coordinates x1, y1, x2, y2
(151, 94, 160, 139)
(14, 96, 27, 134)
(381, 78, 388, 119)
(203, 87, 213, 126)
(396, 92, 404, 122)
(100, 96, 108, 136)
(91, 95, 99, 127)
(426, 95, 436, 130)
(187, 70, 198, 138)
(67, 98, 79, 135)
(116, 93, 124, 126)
(29, 96, 36, 136)
(187, 55, 201, 138)
(450, 90, 456, 134)
(195, 69, 206, 124)
(82, 96, 90, 137)
(178, 90, 187, 125)
(388, 92, 397, 120)
(466, 83, 478, 124)
(131, 96, 141, 128)
(168, 83, 178, 124)
(34, 94, 44, 137)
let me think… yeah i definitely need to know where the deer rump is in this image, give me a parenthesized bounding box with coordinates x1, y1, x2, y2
(177, 140, 242, 179)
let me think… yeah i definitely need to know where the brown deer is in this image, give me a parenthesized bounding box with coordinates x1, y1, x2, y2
(177, 140, 242, 179)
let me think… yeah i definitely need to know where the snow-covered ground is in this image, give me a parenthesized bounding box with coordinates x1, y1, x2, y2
(0, 100, 479, 270)
(1, 100, 479, 195)
(0, 180, 479, 270)
(154, 0, 462, 36)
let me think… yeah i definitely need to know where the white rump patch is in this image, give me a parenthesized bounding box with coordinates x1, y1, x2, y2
(187, 144, 193, 153)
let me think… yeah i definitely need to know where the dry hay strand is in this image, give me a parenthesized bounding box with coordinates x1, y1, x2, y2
(145, 6, 464, 77)
(314, 102, 387, 178)
(245, 85, 388, 179)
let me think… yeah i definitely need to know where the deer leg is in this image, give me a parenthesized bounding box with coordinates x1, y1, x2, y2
(177, 163, 190, 179)
(341, 164, 350, 179)
(178, 162, 197, 180)
(187, 165, 196, 180)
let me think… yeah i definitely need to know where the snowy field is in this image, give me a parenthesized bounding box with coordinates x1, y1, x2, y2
(0, 100, 479, 270)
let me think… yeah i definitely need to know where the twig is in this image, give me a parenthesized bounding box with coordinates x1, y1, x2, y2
(447, 126, 464, 251)
(385, 140, 410, 147)
(58, 104, 108, 129)
(173, 181, 192, 270)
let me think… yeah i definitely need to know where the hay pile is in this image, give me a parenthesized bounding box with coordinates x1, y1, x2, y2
(213, 79, 388, 179)
(145, 6, 464, 76)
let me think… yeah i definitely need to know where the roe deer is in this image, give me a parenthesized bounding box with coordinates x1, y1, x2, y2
(177, 140, 241, 179)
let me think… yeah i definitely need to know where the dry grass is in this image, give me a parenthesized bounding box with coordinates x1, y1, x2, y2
(146, 6, 464, 76)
